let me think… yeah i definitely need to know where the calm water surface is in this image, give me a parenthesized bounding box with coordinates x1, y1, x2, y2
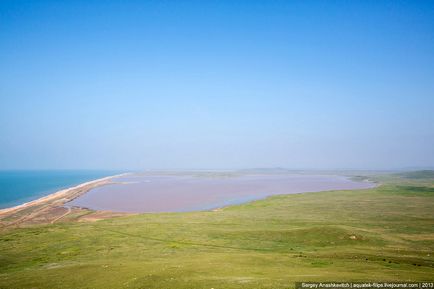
(0, 170, 119, 209)
(68, 174, 375, 213)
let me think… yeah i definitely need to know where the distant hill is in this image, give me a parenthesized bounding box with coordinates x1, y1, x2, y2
(397, 170, 434, 179)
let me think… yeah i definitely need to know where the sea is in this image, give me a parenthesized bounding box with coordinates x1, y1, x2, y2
(0, 170, 121, 209)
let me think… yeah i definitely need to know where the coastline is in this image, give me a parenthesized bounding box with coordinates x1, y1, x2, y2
(68, 173, 378, 213)
(0, 172, 377, 227)
(0, 173, 129, 228)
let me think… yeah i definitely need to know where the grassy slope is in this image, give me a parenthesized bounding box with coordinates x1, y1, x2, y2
(0, 176, 433, 289)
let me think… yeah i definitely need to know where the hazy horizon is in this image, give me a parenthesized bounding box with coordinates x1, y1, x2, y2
(0, 166, 433, 173)
(1, 1, 433, 170)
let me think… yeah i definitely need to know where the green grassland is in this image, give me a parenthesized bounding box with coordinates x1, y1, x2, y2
(0, 173, 433, 289)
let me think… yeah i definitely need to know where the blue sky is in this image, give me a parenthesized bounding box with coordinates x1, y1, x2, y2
(1, 0, 433, 170)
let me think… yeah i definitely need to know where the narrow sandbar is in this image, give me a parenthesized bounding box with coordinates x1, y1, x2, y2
(0, 173, 128, 227)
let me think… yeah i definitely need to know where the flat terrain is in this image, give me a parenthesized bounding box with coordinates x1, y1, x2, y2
(69, 173, 374, 212)
(0, 175, 128, 227)
(0, 172, 433, 288)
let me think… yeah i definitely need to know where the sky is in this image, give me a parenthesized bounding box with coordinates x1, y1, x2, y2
(0, 0, 433, 170)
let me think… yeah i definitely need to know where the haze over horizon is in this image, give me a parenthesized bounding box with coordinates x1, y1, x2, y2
(1, 1, 433, 170)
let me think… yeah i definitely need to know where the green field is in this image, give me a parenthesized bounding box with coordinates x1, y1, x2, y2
(0, 173, 433, 289)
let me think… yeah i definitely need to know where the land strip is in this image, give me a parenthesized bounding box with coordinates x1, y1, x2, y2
(0, 174, 130, 229)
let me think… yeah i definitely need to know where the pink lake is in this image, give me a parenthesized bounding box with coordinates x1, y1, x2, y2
(67, 173, 375, 213)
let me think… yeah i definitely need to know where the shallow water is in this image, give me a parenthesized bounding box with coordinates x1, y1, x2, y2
(67, 174, 375, 213)
(0, 170, 118, 209)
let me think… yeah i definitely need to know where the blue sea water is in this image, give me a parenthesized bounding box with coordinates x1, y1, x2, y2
(0, 170, 121, 209)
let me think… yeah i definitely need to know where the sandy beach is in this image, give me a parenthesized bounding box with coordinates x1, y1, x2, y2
(0, 172, 376, 227)
(0, 173, 129, 228)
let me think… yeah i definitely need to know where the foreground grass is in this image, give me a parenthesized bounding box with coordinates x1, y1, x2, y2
(0, 176, 433, 288)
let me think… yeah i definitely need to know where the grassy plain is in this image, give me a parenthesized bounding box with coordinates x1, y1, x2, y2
(0, 172, 433, 288)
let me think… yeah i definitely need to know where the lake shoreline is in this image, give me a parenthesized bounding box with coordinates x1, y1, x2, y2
(0, 172, 377, 227)
(69, 173, 377, 213)
(0, 173, 129, 228)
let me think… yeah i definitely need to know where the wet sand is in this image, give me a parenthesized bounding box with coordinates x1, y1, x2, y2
(0, 174, 126, 228)
(68, 174, 376, 213)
